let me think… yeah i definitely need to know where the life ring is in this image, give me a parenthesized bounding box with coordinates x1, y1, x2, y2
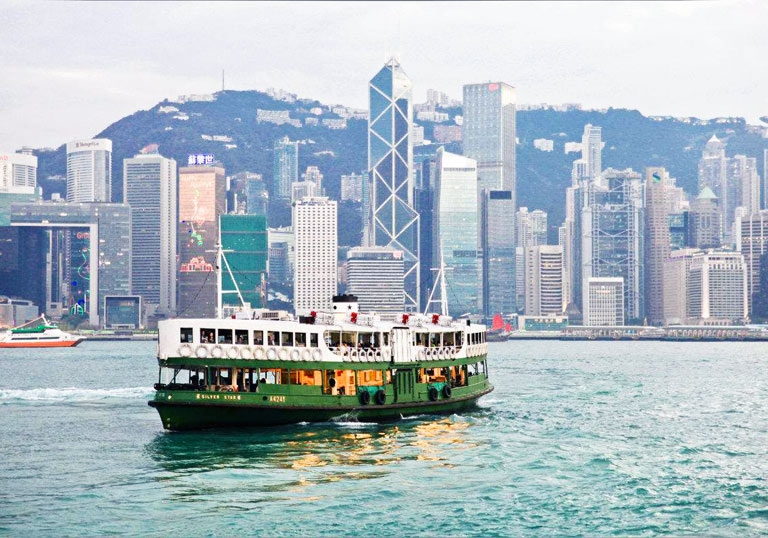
(211, 345, 224, 359)
(350, 349, 359, 361)
(374, 389, 386, 405)
(375, 349, 382, 360)
(253, 346, 265, 360)
(328, 376, 336, 388)
(312, 349, 322, 361)
(428, 387, 439, 401)
(359, 390, 371, 405)
(226, 346, 239, 359)
(178, 344, 193, 358)
(195, 346, 208, 359)
(419, 348, 427, 360)
(290, 349, 301, 361)
(442, 385, 452, 399)
(366, 349, 375, 361)
(266, 347, 277, 360)
(240, 347, 253, 360)
(301, 349, 311, 361)
(277, 348, 288, 360)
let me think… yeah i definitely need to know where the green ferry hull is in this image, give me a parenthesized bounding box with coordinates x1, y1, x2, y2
(149, 387, 493, 431)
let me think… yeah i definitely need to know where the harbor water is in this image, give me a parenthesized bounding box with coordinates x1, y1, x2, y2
(2, 340, 767, 536)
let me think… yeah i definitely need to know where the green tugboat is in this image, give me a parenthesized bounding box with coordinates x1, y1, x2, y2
(149, 295, 492, 430)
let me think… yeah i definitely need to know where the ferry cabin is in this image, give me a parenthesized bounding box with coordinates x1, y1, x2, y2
(154, 315, 490, 413)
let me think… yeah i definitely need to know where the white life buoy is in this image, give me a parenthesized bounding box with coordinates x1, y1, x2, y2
(178, 344, 193, 358)
(290, 349, 300, 361)
(419, 348, 426, 361)
(367, 349, 375, 361)
(253, 346, 265, 360)
(301, 349, 311, 361)
(278, 348, 288, 361)
(312, 349, 322, 361)
(375, 349, 382, 360)
(240, 347, 253, 360)
(195, 345, 208, 359)
(211, 345, 224, 359)
(266, 347, 277, 360)
(226, 346, 239, 359)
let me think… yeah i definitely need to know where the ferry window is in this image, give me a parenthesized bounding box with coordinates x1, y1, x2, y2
(324, 369, 356, 396)
(290, 369, 321, 386)
(295, 333, 306, 347)
(359, 332, 372, 348)
(310, 333, 319, 347)
(478, 361, 485, 375)
(235, 330, 248, 345)
(358, 369, 384, 386)
(267, 331, 279, 346)
(457, 332, 464, 346)
(217, 329, 233, 344)
(383, 332, 389, 346)
(253, 330, 264, 345)
(373, 332, 381, 348)
(342, 332, 356, 347)
(444, 332, 455, 347)
(416, 332, 428, 347)
(180, 328, 193, 343)
(201, 328, 215, 343)
(468, 363, 478, 376)
(429, 333, 440, 347)
(281, 332, 294, 346)
(260, 368, 282, 384)
(326, 331, 341, 348)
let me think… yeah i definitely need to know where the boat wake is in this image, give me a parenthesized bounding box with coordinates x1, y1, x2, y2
(0, 386, 153, 403)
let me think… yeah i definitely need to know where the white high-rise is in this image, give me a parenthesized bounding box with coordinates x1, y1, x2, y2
(293, 197, 337, 314)
(301, 166, 324, 194)
(584, 277, 624, 326)
(345, 247, 405, 313)
(687, 250, 748, 322)
(123, 150, 177, 316)
(66, 139, 112, 202)
(0, 150, 37, 190)
(341, 173, 364, 202)
(524, 245, 564, 316)
(291, 180, 318, 202)
(581, 124, 602, 180)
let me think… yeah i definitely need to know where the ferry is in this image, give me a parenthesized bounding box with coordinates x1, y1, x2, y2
(0, 316, 84, 348)
(149, 295, 492, 430)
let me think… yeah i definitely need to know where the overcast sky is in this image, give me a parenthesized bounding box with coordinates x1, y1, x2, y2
(1, 0, 765, 150)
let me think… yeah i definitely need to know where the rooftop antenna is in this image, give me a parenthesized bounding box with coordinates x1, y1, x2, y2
(424, 239, 448, 316)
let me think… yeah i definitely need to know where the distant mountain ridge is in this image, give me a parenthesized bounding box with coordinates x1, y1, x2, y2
(35, 89, 768, 240)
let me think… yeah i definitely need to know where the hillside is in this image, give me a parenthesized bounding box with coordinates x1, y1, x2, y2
(35, 90, 768, 241)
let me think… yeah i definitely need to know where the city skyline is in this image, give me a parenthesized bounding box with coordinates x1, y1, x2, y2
(2, 1, 767, 150)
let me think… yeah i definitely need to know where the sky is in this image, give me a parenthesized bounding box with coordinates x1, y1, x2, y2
(1, 0, 765, 150)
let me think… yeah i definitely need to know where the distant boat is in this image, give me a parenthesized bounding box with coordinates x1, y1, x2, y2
(0, 316, 84, 348)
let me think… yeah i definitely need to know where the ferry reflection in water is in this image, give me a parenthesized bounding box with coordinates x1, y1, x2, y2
(146, 415, 483, 497)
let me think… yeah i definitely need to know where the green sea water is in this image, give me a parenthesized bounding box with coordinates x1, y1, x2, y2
(1, 340, 767, 536)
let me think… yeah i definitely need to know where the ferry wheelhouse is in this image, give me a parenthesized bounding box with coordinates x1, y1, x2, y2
(149, 295, 492, 430)
(0, 316, 84, 348)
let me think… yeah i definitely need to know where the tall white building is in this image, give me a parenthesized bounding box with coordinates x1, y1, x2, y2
(0, 151, 37, 190)
(516, 207, 547, 247)
(291, 180, 318, 202)
(293, 197, 337, 314)
(736, 210, 768, 314)
(524, 245, 564, 316)
(123, 150, 177, 316)
(687, 250, 748, 323)
(584, 277, 624, 326)
(581, 124, 602, 180)
(345, 247, 405, 313)
(66, 139, 112, 202)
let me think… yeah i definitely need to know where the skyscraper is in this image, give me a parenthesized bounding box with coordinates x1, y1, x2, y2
(462, 82, 516, 195)
(345, 246, 404, 313)
(524, 245, 564, 316)
(66, 139, 112, 203)
(273, 136, 298, 200)
(516, 207, 547, 247)
(434, 148, 480, 316)
(736, 210, 768, 315)
(291, 180, 318, 202)
(584, 277, 624, 326)
(581, 124, 602, 180)
(481, 190, 515, 316)
(220, 214, 268, 310)
(690, 187, 722, 249)
(301, 166, 324, 194)
(727, 155, 760, 218)
(687, 250, 748, 323)
(123, 150, 177, 316)
(177, 163, 226, 318)
(764, 149, 768, 211)
(0, 151, 37, 190)
(368, 58, 420, 309)
(293, 197, 337, 314)
(581, 168, 645, 322)
(644, 166, 671, 325)
(340, 173, 363, 202)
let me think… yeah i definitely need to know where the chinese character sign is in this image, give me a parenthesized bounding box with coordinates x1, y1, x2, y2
(187, 153, 215, 166)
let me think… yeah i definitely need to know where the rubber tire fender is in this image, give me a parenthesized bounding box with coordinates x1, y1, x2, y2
(374, 389, 386, 405)
(359, 390, 371, 405)
(428, 387, 439, 401)
(442, 385, 452, 399)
